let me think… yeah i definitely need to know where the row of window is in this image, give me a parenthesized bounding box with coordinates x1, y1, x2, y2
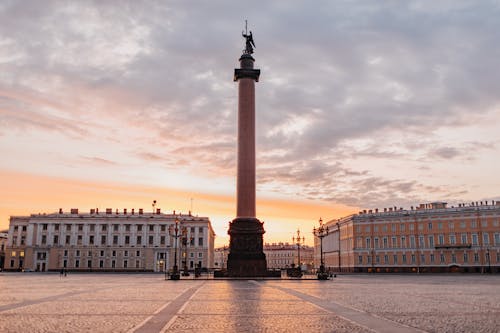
(13, 224, 205, 234)
(13, 234, 205, 247)
(357, 251, 500, 265)
(357, 233, 500, 249)
(356, 219, 500, 234)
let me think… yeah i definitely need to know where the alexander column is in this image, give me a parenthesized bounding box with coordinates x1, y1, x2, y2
(226, 25, 267, 277)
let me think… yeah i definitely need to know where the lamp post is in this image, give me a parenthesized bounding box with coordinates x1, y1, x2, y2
(168, 218, 181, 280)
(181, 227, 192, 276)
(292, 228, 305, 277)
(313, 217, 330, 280)
(486, 248, 491, 274)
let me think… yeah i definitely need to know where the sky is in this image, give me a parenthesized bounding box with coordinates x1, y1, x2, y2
(1, 1, 499, 246)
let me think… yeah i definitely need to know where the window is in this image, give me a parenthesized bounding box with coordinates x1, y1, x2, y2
(374, 238, 379, 248)
(100, 260, 104, 268)
(430, 254, 435, 263)
(400, 224, 405, 232)
(66, 235, 71, 245)
(90, 224, 95, 232)
(136, 260, 140, 268)
(438, 222, 443, 229)
(64, 250, 68, 257)
(198, 237, 203, 246)
(114, 224, 119, 231)
(460, 221, 466, 228)
(149, 225, 154, 232)
(449, 234, 456, 245)
(125, 236, 130, 245)
(89, 235, 94, 245)
(391, 224, 396, 232)
(113, 235, 118, 245)
(161, 225, 166, 232)
(41, 235, 47, 245)
(401, 236, 406, 248)
(438, 235, 444, 245)
(463, 252, 468, 263)
(77, 235, 82, 245)
(419, 236, 425, 247)
(483, 233, 489, 245)
(384, 255, 388, 264)
(461, 234, 467, 244)
(87, 260, 92, 268)
(66, 225, 71, 231)
(474, 253, 479, 263)
(481, 220, 488, 228)
(472, 234, 478, 246)
(376, 255, 380, 264)
(471, 220, 477, 228)
(198, 252, 203, 258)
(392, 237, 397, 248)
(78, 224, 83, 231)
(451, 254, 456, 263)
(495, 233, 500, 245)
(137, 236, 142, 245)
(137, 225, 142, 231)
(428, 222, 433, 230)
(55, 224, 59, 231)
(100, 250, 104, 257)
(420, 254, 425, 264)
(374, 226, 379, 232)
(112, 260, 116, 268)
(124, 260, 128, 268)
(125, 224, 130, 232)
(42, 224, 48, 231)
(76, 250, 80, 257)
(409, 224, 414, 231)
(449, 222, 455, 230)
(149, 236, 154, 245)
(411, 254, 415, 263)
(199, 227, 204, 233)
(440, 253, 445, 263)
(393, 255, 398, 264)
(410, 236, 415, 248)
(112, 251, 116, 257)
(358, 256, 363, 264)
(366, 238, 371, 248)
(101, 235, 106, 245)
(136, 250, 141, 257)
(14, 226, 18, 232)
(160, 236, 165, 245)
(102, 225, 107, 232)
(429, 236, 434, 248)
(383, 237, 388, 248)
(75, 260, 80, 268)
(402, 254, 407, 263)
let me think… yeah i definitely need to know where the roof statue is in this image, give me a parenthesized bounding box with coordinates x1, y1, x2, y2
(242, 20, 255, 54)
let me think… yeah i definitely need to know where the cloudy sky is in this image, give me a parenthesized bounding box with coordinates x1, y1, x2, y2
(1, 1, 499, 245)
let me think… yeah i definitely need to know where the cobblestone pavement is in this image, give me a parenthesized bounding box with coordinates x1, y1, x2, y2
(0, 273, 498, 332)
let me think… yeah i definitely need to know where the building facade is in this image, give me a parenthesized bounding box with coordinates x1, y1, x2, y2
(315, 201, 500, 273)
(264, 242, 314, 271)
(0, 231, 8, 270)
(4, 208, 215, 272)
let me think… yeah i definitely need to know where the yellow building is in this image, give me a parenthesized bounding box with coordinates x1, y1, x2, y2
(315, 201, 500, 273)
(4, 208, 215, 272)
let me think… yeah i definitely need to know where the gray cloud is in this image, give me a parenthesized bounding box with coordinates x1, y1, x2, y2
(1, 1, 499, 209)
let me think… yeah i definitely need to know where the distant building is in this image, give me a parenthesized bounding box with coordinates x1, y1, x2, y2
(214, 246, 229, 270)
(315, 201, 500, 273)
(4, 208, 215, 272)
(0, 230, 8, 270)
(264, 242, 314, 271)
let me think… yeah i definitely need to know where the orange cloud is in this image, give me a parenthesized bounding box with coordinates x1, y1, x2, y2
(0, 169, 358, 246)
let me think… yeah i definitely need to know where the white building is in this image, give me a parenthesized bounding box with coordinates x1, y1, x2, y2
(264, 242, 314, 271)
(4, 208, 215, 272)
(0, 231, 8, 270)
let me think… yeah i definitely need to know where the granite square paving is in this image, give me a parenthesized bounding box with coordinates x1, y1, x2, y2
(0, 273, 498, 332)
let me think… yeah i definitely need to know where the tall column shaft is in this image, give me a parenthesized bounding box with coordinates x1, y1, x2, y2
(237, 78, 256, 218)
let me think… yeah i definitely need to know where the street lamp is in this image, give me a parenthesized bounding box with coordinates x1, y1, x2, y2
(168, 218, 181, 280)
(292, 228, 305, 277)
(181, 227, 192, 276)
(313, 217, 330, 280)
